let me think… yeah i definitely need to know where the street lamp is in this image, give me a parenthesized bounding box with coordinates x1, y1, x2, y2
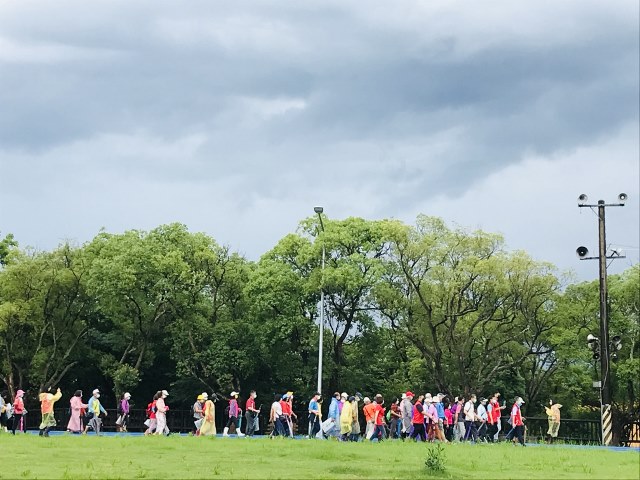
(313, 206, 325, 395)
(577, 193, 627, 446)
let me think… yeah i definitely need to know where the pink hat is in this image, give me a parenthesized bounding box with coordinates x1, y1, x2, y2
(16, 389, 24, 397)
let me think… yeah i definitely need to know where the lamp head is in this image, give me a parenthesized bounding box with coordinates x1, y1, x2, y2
(576, 246, 589, 258)
(578, 194, 588, 205)
(314, 206, 324, 214)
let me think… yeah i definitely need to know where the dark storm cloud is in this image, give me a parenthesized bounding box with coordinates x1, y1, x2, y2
(0, 0, 638, 275)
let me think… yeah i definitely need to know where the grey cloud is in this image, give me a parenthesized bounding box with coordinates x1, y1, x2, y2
(0, 0, 637, 276)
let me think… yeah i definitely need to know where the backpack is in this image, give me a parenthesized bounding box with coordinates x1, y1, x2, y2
(145, 402, 154, 418)
(386, 410, 391, 421)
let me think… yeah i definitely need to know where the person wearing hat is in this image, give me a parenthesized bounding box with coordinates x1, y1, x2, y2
(545, 399, 562, 443)
(38, 386, 62, 437)
(200, 393, 217, 437)
(349, 394, 361, 441)
(193, 394, 205, 435)
(339, 393, 352, 441)
(84, 389, 108, 435)
(476, 397, 489, 442)
(453, 395, 466, 441)
(463, 394, 479, 442)
(400, 392, 413, 440)
(307, 392, 322, 439)
(116, 392, 131, 433)
(389, 398, 401, 439)
(279, 393, 293, 437)
(154, 390, 170, 436)
(11, 389, 26, 434)
(328, 392, 341, 437)
(505, 396, 526, 446)
(224, 391, 244, 437)
(362, 397, 376, 440)
(370, 394, 386, 442)
(423, 393, 438, 441)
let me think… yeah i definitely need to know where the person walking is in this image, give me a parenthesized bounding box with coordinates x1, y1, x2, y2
(453, 395, 466, 441)
(433, 394, 448, 443)
(493, 392, 506, 441)
(307, 392, 322, 439)
(199, 394, 217, 436)
(245, 390, 260, 436)
(11, 389, 26, 434)
(340, 393, 353, 441)
(270, 394, 286, 437)
(545, 399, 562, 443)
(193, 394, 205, 435)
(349, 394, 361, 441)
(409, 394, 426, 441)
(224, 391, 244, 437)
(370, 394, 386, 442)
(144, 393, 158, 435)
(444, 399, 454, 441)
(280, 393, 294, 437)
(38, 387, 62, 437)
(154, 390, 170, 436)
(505, 396, 526, 446)
(84, 389, 108, 436)
(486, 394, 502, 442)
(328, 392, 341, 437)
(67, 390, 88, 433)
(423, 394, 438, 441)
(116, 392, 131, 432)
(362, 397, 376, 440)
(389, 398, 401, 439)
(400, 391, 414, 440)
(476, 398, 489, 442)
(463, 394, 479, 442)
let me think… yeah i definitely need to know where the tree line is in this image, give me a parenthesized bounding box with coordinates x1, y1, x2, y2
(0, 216, 637, 427)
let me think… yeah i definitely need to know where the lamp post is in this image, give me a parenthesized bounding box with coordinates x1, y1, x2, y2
(576, 193, 627, 446)
(313, 206, 326, 395)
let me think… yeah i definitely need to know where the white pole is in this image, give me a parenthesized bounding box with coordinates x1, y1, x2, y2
(317, 243, 325, 394)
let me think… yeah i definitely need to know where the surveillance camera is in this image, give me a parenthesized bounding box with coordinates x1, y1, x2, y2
(578, 194, 588, 205)
(611, 353, 618, 362)
(576, 246, 589, 258)
(618, 193, 627, 204)
(587, 333, 598, 343)
(593, 352, 600, 360)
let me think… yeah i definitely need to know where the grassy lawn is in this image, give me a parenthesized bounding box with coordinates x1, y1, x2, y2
(0, 435, 638, 479)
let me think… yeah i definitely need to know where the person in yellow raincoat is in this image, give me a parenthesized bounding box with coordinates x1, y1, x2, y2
(545, 399, 562, 443)
(39, 387, 62, 437)
(200, 395, 217, 436)
(340, 393, 353, 441)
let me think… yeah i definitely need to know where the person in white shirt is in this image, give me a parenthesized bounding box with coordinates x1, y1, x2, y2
(476, 398, 489, 442)
(463, 394, 479, 442)
(270, 394, 286, 437)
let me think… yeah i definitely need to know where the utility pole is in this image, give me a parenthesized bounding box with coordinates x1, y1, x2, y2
(596, 201, 611, 406)
(577, 192, 627, 446)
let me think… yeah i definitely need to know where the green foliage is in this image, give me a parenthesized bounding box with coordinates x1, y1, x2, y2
(0, 216, 637, 443)
(425, 443, 447, 473)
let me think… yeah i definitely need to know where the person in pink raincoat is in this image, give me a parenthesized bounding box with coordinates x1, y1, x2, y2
(67, 390, 88, 433)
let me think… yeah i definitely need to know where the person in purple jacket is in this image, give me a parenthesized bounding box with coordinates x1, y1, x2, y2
(223, 391, 245, 437)
(116, 392, 131, 432)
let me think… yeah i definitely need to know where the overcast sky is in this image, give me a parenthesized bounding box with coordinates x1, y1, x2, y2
(1, 0, 638, 281)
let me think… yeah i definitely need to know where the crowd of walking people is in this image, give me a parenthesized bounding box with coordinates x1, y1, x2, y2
(0, 386, 563, 445)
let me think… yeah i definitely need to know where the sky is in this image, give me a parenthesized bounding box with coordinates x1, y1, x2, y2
(1, 0, 638, 281)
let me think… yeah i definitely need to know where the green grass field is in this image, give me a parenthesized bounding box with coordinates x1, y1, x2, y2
(1, 435, 638, 479)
